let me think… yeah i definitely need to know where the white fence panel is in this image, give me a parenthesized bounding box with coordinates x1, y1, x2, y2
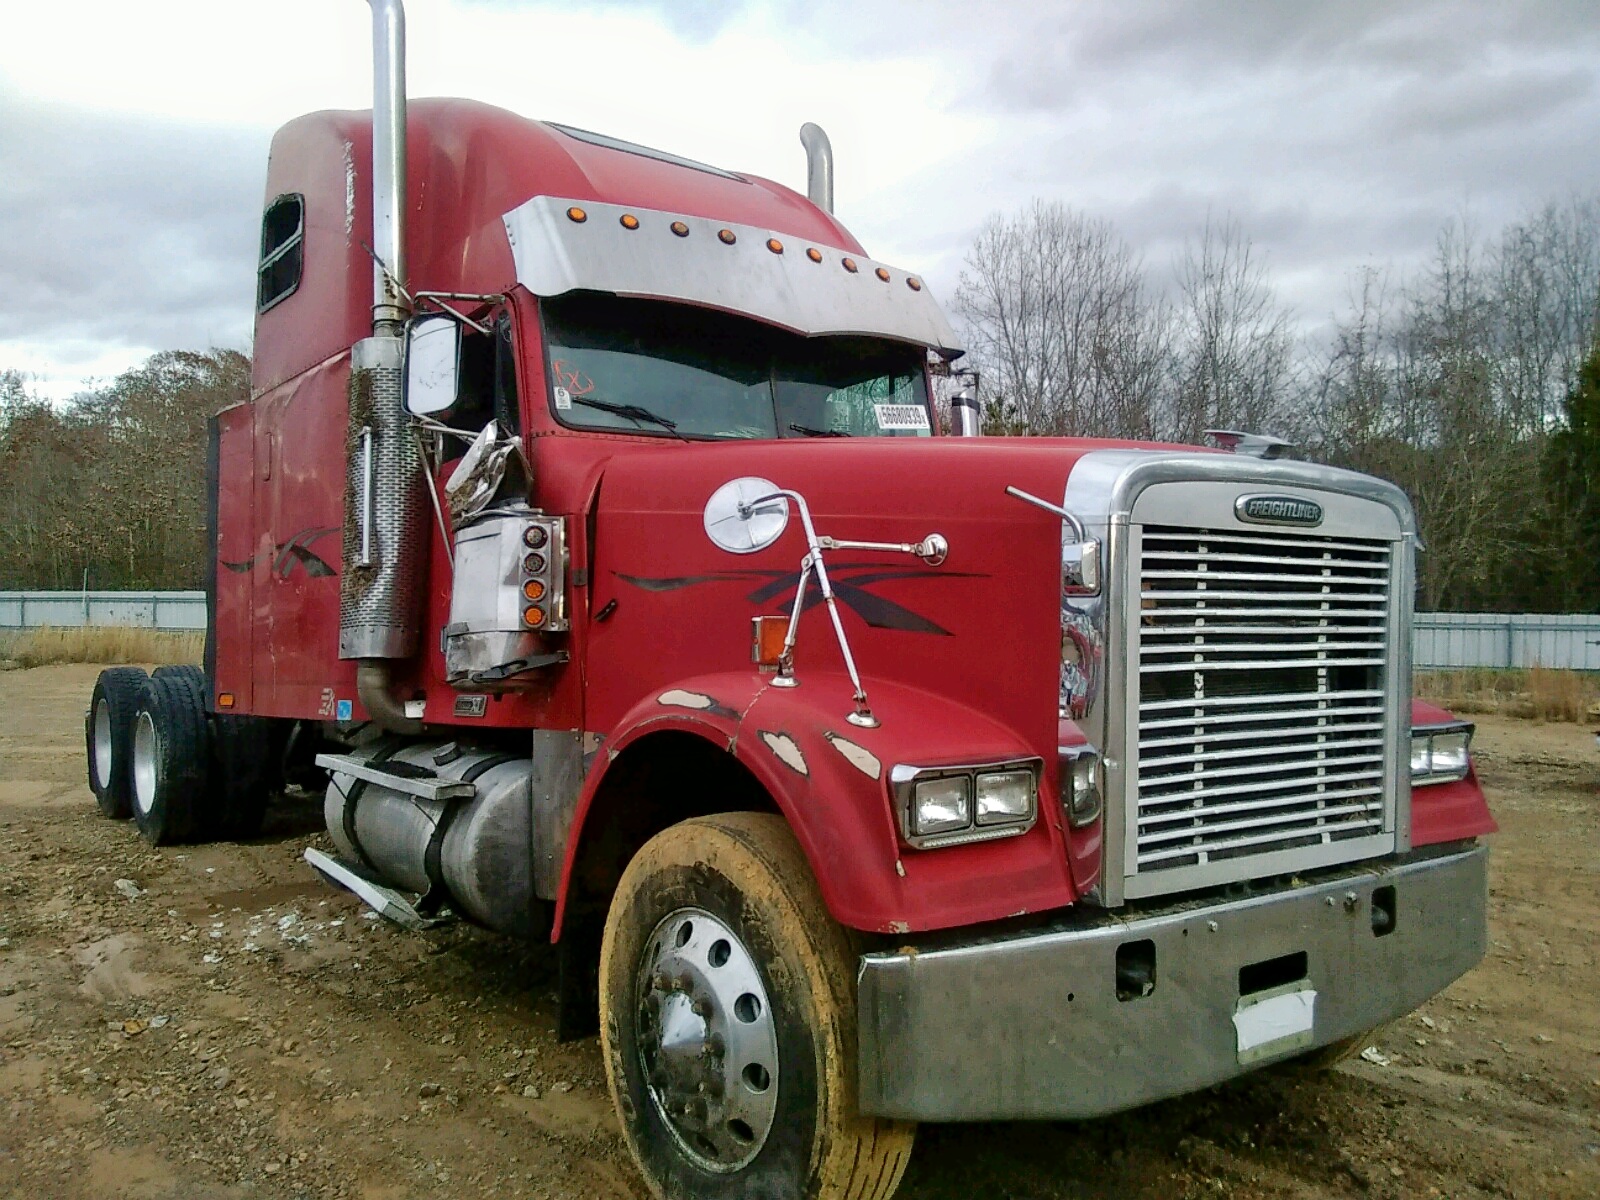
(1412, 612, 1600, 670)
(0, 591, 206, 632)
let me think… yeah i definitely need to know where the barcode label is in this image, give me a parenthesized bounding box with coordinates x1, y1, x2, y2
(874, 404, 930, 431)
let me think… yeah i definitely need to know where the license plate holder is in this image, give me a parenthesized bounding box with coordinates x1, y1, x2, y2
(1234, 982, 1317, 1064)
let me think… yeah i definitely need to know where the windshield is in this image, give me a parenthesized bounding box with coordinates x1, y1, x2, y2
(541, 293, 933, 440)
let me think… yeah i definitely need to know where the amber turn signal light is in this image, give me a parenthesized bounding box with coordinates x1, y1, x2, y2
(216, 692, 236, 709)
(751, 615, 788, 669)
(522, 579, 547, 603)
(524, 605, 547, 628)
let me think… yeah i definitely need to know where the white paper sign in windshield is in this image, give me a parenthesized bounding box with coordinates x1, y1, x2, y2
(874, 404, 931, 432)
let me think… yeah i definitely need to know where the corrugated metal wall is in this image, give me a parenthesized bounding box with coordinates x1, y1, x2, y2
(1412, 612, 1600, 670)
(2, 592, 1597, 669)
(0, 591, 207, 632)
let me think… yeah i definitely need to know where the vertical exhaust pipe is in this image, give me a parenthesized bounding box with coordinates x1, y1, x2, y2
(341, 0, 423, 734)
(368, 0, 409, 333)
(799, 122, 834, 214)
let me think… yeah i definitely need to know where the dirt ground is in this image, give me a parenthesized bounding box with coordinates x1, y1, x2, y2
(1, 663, 1596, 1200)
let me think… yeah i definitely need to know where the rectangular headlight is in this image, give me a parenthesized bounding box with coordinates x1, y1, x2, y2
(975, 770, 1036, 826)
(1411, 723, 1473, 785)
(912, 776, 971, 836)
(891, 759, 1042, 848)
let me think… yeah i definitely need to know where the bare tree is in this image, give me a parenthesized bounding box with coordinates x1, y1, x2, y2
(1168, 215, 1295, 443)
(953, 200, 1168, 438)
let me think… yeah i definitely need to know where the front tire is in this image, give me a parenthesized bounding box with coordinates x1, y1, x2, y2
(130, 671, 212, 845)
(599, 813, 914, 1200)
(86, 667, 148, 818)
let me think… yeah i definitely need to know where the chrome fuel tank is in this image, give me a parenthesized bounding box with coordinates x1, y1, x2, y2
(323, 741, 542, 938)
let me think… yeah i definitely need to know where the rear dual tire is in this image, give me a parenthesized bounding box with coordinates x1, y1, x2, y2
(86, 667, 149, 819)
(131, 670, 212, 845)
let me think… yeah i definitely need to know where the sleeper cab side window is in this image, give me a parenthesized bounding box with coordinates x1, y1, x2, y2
(257, 194, 305, 312)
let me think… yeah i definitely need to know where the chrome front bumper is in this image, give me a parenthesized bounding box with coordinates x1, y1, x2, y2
(856, 845, 1487, 1122)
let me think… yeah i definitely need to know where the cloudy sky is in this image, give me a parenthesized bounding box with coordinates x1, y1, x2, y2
(3, 0, 1599, 398)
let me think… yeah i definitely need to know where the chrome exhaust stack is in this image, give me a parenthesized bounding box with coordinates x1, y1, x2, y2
(799, 122, 834, 214)
(340, 0, 424, 733)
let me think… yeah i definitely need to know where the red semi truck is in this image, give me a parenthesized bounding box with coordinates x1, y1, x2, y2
(83, 3, 1496, 1197)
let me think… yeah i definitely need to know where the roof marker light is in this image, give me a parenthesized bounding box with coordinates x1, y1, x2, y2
(671, 221, 690, 237)
(620, 213, 640, 230)
(806, 248, 823, 263)
(875, 267, 891, 282)
(907, 277, 923, 291)
(566, 206, 587, 223)
(841, 257, 859, 273)
(718, 228, 737, 245)
(767, 238, 784, 254)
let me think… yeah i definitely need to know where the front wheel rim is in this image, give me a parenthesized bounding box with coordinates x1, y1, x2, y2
(635, 907, 780, 1173)
(132, 711, 158, 817)
(93, 698, 113, 789)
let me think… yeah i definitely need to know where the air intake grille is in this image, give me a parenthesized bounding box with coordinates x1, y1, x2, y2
(1132, 525, 1394, 881)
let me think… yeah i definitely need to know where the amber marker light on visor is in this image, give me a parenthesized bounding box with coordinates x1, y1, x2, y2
(750, 615, 788, 668)
(718, 228, 737, 244)
(907, 277, 923, 291)
(842, 257, 859, 273)
(767, 238, 784, 254)
(875, 267, 891, 282)
(806, 247, 823, 263)
(619, 213, 640, 230)
(566, 206, 587, 223)
(671, 221, 690, 237)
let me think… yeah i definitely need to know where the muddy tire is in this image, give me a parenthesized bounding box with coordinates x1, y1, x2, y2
(86, 667, 149, 819)
(152, 664, 205, 687)
(209, 715, 275, 841)
(130, 671, 212, 845)
(599, 812, 914, 1200)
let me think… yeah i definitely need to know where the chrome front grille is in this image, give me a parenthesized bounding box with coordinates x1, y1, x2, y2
(1130, 524, 1395, 887)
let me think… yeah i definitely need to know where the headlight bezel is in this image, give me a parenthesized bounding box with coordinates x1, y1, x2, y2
(1410, 721, 1474, 786)
(891, 758, 1042, 849)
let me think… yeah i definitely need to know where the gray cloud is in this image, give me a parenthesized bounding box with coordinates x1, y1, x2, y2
(0, 86, 266, 373)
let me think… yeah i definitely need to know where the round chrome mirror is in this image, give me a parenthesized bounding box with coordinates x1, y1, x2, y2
(703, 477, 789, 554)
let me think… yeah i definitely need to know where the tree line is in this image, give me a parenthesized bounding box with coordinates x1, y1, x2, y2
(0, 350, 248, 591)
(954, 197, 1600, 612)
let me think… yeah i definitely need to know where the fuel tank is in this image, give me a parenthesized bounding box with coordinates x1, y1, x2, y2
(323, 741, 544, 938)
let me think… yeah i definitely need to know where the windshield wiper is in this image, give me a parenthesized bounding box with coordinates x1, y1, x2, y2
(787, 422, 849, 438)
(570, 394, 688, 441)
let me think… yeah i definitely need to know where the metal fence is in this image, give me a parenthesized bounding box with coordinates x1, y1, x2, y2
(0, 590, 207, 632)
(2, 591, 1597, 670)
(1413, 612, 1600, 671)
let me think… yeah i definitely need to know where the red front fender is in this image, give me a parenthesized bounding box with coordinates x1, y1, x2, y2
(553, 670, 1082, 938)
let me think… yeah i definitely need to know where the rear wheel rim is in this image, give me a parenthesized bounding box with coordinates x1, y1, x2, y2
(93, 699, 113, 789)
(132, 711, 158, 817)
(635, 907, 779, 1173)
